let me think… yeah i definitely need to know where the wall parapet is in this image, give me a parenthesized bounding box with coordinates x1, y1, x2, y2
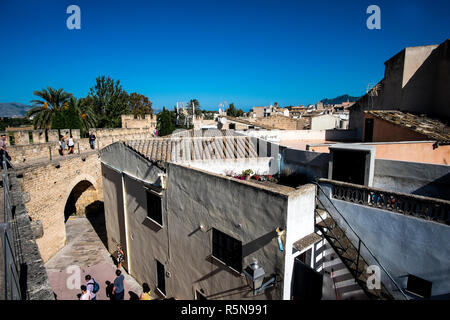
(319, 178, 450, 225)
(4, 173, 55, 299)
(8, 128, 156, 165)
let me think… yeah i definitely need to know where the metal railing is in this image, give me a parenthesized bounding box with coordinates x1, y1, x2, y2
(1, 152, 22, 300)
(313, 181, 409, 300)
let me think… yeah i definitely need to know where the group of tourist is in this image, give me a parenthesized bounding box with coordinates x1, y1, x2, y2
(59, 132, 97, 156)
(59, 132, 75, 156)
(79, 244, 151, 301)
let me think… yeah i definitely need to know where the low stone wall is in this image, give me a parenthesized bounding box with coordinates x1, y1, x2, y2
(250, 115, 310, 130)
(1, 127, 158, 147)
(9, 173, 55, 299)
(0, 129, 81, 146)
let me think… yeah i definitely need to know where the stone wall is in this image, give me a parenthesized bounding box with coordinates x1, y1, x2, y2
(121, 114, 157, 129)
(8, 174, 55, 299)
(0, 129, 80, 146)
(18, 152, 103, 262)
(8, 127, 156, 165)
(249, 115, 310, 130)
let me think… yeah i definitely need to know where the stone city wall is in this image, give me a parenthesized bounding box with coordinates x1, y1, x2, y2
(18, 152, 103, 262)
(7, 127, 156, 165)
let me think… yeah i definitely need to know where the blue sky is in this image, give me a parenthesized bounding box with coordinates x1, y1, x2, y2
(0, 0, 449, 111)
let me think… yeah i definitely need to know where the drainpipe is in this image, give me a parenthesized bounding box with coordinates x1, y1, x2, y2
(277, 153, 283, 176)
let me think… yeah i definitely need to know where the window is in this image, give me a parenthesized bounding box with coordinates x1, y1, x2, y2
(406, 274, 432, 299)
(156, 260, 166, 296)
(212, 228, 242, 272)
(146, 190, 162, 226)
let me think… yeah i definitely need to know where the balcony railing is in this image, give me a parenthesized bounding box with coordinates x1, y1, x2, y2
(319, 178, 450, 226)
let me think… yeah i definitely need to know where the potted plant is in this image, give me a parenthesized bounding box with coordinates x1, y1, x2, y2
(241, 169, 254, 180)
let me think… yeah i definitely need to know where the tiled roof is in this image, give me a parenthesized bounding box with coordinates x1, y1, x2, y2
(367, 110, 450, 143)
(125, 135, 259, 168)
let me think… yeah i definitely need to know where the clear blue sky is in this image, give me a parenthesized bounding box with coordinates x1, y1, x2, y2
(1, 0, 449, 111)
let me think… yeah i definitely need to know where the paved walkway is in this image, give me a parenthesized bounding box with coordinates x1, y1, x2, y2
(45, 215, 145, 300)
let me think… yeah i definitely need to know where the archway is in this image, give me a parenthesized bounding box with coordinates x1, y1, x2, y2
(64, 180, 97, 222)
(63, 180, 107, 247)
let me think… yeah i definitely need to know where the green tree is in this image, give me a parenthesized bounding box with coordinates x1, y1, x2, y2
(27, 87, 73, 129)
(128, 92, 153, 118)
(226, 103, 244, 117)
(77, 97, 98, 135)
(86, 76, 129, 128)
(187, 99, 202, 117)
(157, 107, 176, 136)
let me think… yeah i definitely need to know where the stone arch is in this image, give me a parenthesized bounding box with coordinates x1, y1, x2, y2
(63, 174, 100, 222)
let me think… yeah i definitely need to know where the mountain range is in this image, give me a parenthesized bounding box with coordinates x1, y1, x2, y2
(0, 102, 33, 118)
(320, 94, 360, 105)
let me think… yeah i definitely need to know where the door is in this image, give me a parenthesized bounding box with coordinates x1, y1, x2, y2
(332, 149, 367, 185)
(156, 260, 166, 296)
(364, 118, 374, 142)
(291, 257, 323, 300)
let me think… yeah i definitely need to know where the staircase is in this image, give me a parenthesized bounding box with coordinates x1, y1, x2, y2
(314, 184, 408, 300)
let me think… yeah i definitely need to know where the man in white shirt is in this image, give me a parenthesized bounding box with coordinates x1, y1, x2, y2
(80, 285, 91, 300)
(68, 135, 75, 154)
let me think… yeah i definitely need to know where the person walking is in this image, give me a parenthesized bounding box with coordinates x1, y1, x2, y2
(85, 275, 98, 301)
(89, 132, 96, 150)
(116, 244, 125, 270)
(68, 135, 75, 154)
(112, 269, 125, 300)
(139, 283, 151, 300)
(0, 134, 11, 166)
(80, 285, 91, 300)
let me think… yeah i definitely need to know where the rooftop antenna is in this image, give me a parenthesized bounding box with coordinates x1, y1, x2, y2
(366, 83, 381, 110)
(192, 100, 195, 126)
(176, 102, 179, 125)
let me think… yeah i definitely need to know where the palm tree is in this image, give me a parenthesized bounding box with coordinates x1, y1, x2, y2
(73, 97, 97, 134)
(27, 87, 73, 129)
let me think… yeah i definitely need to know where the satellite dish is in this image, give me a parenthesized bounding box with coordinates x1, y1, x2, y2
(220, 117, 227, 124)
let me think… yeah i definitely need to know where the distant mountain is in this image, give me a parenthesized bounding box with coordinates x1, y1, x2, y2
(0, 102, 33, 118)
(320, 94, 360, 105)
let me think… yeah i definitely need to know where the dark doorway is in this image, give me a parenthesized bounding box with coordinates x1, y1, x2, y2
(332, 150, 367, 185)
(195, 290, 207, 300)
(291, 257, 323, 300)
(229, 123, 236, 130)
(364, 118, 374, 142)
(85, 201, 107, 248)
(156, 260, 166, 296)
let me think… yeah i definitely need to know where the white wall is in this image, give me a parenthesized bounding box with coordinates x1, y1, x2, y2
(239, 130, 327, 142)
(183, 157, 276, 176)
(311, 115, 339, 131)
(283, 184, 316, 299)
